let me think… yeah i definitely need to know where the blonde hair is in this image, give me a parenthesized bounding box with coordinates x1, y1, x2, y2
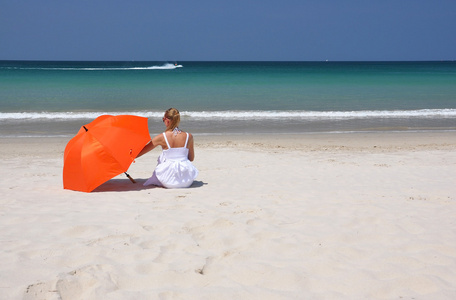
(164, 108, 180, 131)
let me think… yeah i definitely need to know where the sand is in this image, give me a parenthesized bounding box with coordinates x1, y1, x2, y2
(1, 131, 456, 299)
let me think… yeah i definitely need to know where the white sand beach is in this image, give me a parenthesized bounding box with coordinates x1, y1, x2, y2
(1, 131, 456, 299)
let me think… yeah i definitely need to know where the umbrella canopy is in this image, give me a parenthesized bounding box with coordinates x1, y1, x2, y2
(63, 115, 151, 192)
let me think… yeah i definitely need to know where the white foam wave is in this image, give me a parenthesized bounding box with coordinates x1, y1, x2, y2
(4, 63, 182, 71)
(183, 109, 456, 119)
(1, 109, 455, 121)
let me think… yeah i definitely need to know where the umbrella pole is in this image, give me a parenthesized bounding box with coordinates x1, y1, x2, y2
(125, 172, 136, 183)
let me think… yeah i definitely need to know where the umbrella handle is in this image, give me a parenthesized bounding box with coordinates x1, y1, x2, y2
(125, 172, 136, 183)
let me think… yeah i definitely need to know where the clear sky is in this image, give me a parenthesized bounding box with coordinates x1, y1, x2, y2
(1, 0, 455, 61)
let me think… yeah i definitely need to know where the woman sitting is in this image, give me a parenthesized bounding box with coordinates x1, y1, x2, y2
(138, 108, 198, 188)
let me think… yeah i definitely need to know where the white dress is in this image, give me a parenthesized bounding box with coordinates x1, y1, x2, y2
(143, 132, 198, 188)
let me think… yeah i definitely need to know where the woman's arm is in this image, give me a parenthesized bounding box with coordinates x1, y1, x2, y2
(137, 140, 154, 158)
(187, 133, 195, 161)
(136, 134, 165, 158)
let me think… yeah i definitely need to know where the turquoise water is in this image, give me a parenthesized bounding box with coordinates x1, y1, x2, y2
(1, 61, 456, 136)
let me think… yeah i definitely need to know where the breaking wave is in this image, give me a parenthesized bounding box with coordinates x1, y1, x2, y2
(2, 109, 455, 121)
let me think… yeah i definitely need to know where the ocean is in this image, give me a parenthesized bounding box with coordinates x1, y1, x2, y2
(1, 61, 455, 137)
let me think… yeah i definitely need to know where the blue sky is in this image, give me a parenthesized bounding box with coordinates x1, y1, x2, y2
(1, 0, 455, 61)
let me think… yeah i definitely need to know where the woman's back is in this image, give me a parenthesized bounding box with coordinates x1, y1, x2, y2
(163, 131, 189, 149)
(162, 132, 190, 161)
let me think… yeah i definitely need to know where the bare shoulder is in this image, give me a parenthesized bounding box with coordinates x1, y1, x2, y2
(185, 132, 194, 142)
(152, 133, 166, 146)
(186, 132, 194, 147)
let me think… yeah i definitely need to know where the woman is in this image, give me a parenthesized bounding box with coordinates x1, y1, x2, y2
(138, 108, 198, 188)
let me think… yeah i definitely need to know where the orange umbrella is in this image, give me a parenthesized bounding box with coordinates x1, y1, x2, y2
(63, 114, 151, 192)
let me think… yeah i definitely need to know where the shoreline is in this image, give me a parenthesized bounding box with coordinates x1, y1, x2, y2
(2, 128, 456, 144)
(1, 114, 456, 138)
(2, 130, 456, 299)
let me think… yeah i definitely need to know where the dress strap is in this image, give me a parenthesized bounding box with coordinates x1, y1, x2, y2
(184, 133, 189, 148)
(162, 132, 171, 149)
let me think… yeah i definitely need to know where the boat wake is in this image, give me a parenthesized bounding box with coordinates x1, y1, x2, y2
(3, 63, 183, 71)
(142, 63, 183, 70)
